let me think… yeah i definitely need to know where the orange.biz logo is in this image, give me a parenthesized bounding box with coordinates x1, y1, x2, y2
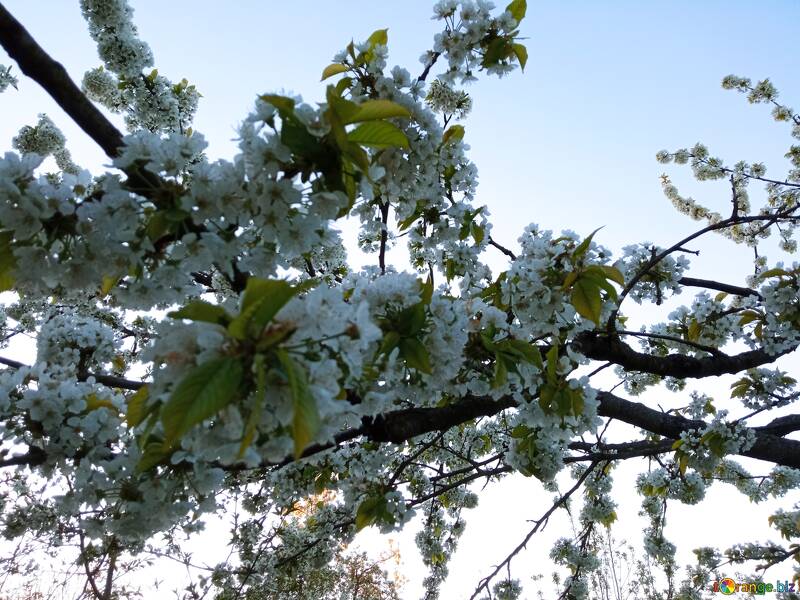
(712, 578, 796, 595)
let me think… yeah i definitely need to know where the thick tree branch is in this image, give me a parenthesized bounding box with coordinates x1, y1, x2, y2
(678, 276, 763, 300)
(4, 358, 799, 470)
(574, 332, 793, 379)
(0, 446, 46, 468)
(0, 355, 144, 390)
(0, 3, 123, 158)
(597, 391, 800, 468)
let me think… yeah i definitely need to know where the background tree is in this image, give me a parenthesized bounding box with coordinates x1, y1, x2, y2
(0, 1, 799, 599)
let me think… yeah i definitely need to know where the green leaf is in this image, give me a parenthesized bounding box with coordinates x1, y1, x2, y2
(125, 385, 150, 428)
(228, 278, 298, 340)
(161, 357, 243, 445)
(343, 141, 371, 174)
(343, 99, 411, 124)
(571, 389, 585, 416)
(442, 124, 465, 144)
(598, 265, 625, 285)
(379, 330, 402, 356)
(100, 275, 118, 296)
(334, 76, 353, 96)
(546, 344, 559, 382)
(396, 302, 427, 336)
(481, 37, 513, 68)
(471, 222, 485, 244)
(679, 453, 689, 475)
(321, 63, 349, 81)
(512, 43, 528, 71)
(367, 28, 388, 48)
(169, 300, 232, 326)
(573, 227, 603, 262)
(686, 318, 701, 342)
(145, 211, 170, 241)
(238, 354, 266, 459)
(571, 278, 603, 325)
(759, 268, 790, 279)
(505, 0, 527, 22)
(500, 339, 540, 365)
(259, 93, 296, 116)
(281, 113, 321, 157)
(0, 231, 18, 291)
(275, 349, 320, 459)
(355, 495, 387, 531)
(555, 388, 572, 417)
(714, 291, 728, 303)
(420, 274, 434, 305)
(493, 353, 508, 389)
(582, 267, 619, 301)
(136, 441, 171, 473)
(326, 88, 361, 124)
(738, 310, 761, 326)
(561, 270, 579, 290)
(347, 121, 409, 149)
(539, 383, 554, 413)
(399, 337, 432, 374)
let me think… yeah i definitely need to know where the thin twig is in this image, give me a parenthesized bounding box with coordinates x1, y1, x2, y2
(469, 462, 599, 600)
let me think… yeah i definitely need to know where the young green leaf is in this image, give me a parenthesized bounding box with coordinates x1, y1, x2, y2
(160, 357, 244, 445)
(238, 354, 266, 459)
(276, 349, 321, 459)
(136, 441, 171, 473)
(259, 93, 296, 116)
(571, 278, 603, 324)
(442, 124, 465, 144)
(597, 264, 625, 285)
(228, 278, 298, 339)
(493, 353, 508, 388)
(367, 28, 389, 48)
(125, 385, 150, 428)
(321, 63, 349, 81)
(512, 43, 528, 70)
(347, 121, 409, 149)
(168, 300, 232, 326)
(506, 0, 527, 22)
(355, 495, 387, 531)
(343, 99, 411, 124)
(100, 275, 118, 296)
(0, 231, 16, 292)
(546, 343, 559, 382)
(573, 227, 603, 262)
(399, 337, 432, 374)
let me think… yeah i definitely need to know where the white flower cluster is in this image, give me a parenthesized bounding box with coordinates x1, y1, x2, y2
(550, 537, 599, 600)
(429, 1, 521, 83)
(0, 64, 18, 93)
(505, 226, 578, 338)
(676, 412, 756, 475)
(756, 265, 800, 354)
(426, 79, 473, 119)
(80, 1, 199, 133)
(12, 114, 79, 174)
(618, 242, 689, 304)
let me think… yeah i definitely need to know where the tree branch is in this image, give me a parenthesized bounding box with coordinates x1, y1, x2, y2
(0, 3, 124, 158)
(0, 355, 144, 390)
(597, 391, 800, 468)
(678, 276, 763, 300)
(488, 235, 517, 260)
(469, 462, 599, 600)
(573, 332, 793, 379)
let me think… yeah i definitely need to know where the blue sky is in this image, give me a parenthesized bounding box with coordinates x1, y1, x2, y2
(1, 1, 800, 598)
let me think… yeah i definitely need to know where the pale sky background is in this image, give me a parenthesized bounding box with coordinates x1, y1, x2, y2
(1, 1, 800, 599)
